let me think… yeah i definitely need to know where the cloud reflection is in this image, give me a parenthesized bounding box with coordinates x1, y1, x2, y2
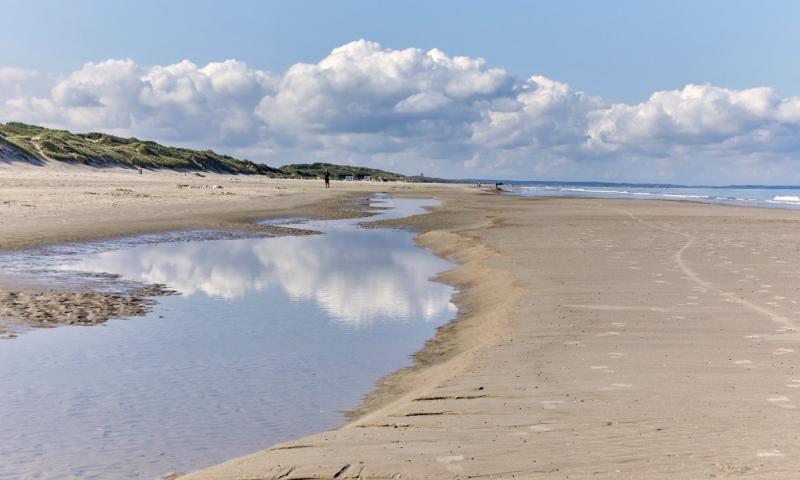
(66, 228, 455, 327)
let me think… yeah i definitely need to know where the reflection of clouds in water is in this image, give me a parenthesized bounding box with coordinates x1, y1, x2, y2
(67, 229, 455, 327)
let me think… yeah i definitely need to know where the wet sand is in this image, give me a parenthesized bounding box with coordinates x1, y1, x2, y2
(184, 192, 800, 479)
(0, 165, 456, 332)
(5, 166, 800, 478)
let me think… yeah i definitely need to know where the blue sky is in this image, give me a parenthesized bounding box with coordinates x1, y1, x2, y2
(2, 0, 800, 183)
(3, 0, 798, 102)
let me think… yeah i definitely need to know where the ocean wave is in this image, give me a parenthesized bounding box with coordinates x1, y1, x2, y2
(513, 186, 710, 199)
(770, 195, 800, 203)
(508, 185, 800, 210)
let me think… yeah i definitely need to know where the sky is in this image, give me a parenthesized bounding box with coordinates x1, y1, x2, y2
(1, 0, 799, 183)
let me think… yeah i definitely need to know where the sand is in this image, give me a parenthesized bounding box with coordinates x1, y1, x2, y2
(4, 165, 800, 478)
(183, 193, 800, 479)
(0, 164, 455, 333)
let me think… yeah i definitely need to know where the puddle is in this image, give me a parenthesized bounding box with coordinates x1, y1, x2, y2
(0, 196, 456, 479)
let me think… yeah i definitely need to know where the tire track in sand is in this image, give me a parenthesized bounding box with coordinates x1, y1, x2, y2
(620, 210, 795, 330)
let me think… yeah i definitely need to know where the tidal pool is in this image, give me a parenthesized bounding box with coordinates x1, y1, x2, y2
(0, 196, 456, 480)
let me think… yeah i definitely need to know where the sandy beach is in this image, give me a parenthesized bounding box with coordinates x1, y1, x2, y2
(4, 167, 800, 478)
(185, 191, 800, 478)
(0, 165, 452, 332)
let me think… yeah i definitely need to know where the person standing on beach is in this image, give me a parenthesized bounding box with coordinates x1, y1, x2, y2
(324, 170, 330, 189)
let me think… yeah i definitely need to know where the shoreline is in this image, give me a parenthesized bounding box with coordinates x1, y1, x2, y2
(0, 167, 464, 334)
(184, 193, 800, 479)
(5, 168, 800, 477)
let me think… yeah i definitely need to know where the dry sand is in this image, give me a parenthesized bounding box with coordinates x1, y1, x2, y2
(4, 165, 800, 478)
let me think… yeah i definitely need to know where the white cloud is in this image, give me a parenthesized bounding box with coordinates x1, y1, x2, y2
(254, 40, 510, 140)
(2, 58, 276, 145)
(2, 40, 800, 183)
(471, 75, 604, 150)
(587, 84, 793, 147)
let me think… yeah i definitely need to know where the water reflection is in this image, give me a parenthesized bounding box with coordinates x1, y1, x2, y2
(57, 197, 453, 328)
(64, 227, 455, 327)
(0, 197, 457, 479)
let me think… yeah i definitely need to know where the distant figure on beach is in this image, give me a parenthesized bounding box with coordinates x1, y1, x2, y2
(324, 170, 330, 189)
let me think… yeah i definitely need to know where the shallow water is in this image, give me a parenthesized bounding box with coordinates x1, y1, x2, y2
(506, 183, 800, 209)
(0, 196, 456, 480)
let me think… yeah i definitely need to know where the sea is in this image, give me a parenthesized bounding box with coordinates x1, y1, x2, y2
(493, 181, 800, 209)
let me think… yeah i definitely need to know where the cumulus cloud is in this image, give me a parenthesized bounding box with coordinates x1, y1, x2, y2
(255, 40, 510, 142)
(587, 84, 795, 147)
(3, 58, 276, 145)
(2, 40, 800, 182)
(471, 75, 605, 150)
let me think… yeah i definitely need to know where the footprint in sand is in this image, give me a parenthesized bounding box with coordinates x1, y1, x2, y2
(529, 424, 554, 432)
(772, 348, 795, 355)
(785, 378, 800, 389)
(436, 455, 465, 473)
(757, 450, 785, 458)
(767, 396, 796, 409)
(590, 365, 615, 373)
(541, 400, 564, 410)
(600, 383, 632, 391)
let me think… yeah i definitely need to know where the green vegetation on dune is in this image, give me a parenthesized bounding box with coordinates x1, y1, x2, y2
(280, 163, 448, 183)
(0, 122, 447, 182)
(278, 162, 409, 181)
(0, 122, 281, 175)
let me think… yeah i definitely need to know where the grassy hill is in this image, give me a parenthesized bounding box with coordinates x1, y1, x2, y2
(279, 162, 409, 181)
(0, 122, 282, 175)
(0, 122, 448, 182)
(280, 163, 447, 182)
